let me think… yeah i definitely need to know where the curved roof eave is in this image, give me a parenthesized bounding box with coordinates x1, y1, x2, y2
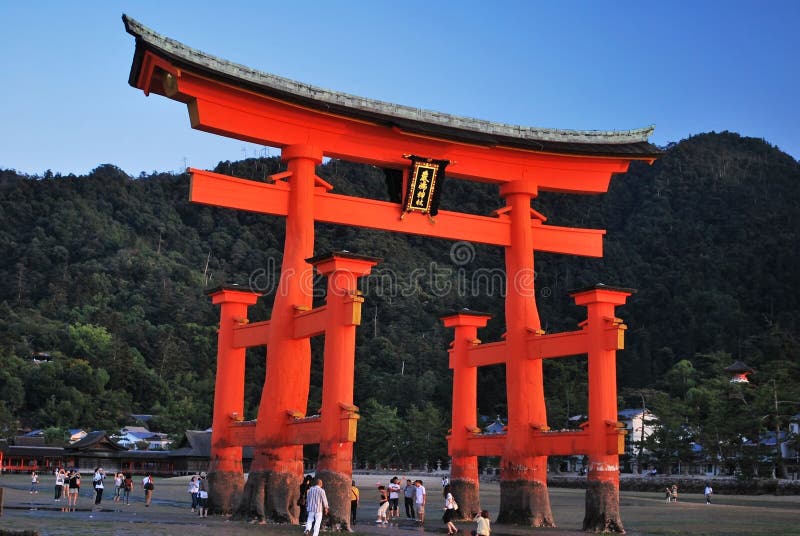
(123, 15, 662, 158)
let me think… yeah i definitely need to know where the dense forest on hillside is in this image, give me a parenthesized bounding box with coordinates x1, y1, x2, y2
(1, 132, 799, 473)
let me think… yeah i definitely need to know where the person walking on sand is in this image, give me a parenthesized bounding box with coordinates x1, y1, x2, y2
(143, 473, 155, 506)
(704, 483, 713, 504)
(442, 484, 458, 535)
(123, 473, 133, 505)
(30, 470, 39, 494)
(113, 472, 124, 503)
(303, 479, 329, 536)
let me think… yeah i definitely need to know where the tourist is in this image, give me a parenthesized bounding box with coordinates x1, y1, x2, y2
(671, 484, 678, 502)
(123, 473, 134, 505)
(198, 477, 209, 518)
(350, 480, 360, 526)
(113, 472, 124, 502)
(403, 479, 416, 519)
(664, 486, 672, 502)
(704, 483, 713, 504)
(375, 484, 389, 524)
(92, 467, 105, 505)
(143, 473, 155, 506)
(388, 476, 401, 520)
(414, 479, 426, 525)
(189, 475, 200, 512)
(303, 478, 329, 536)
(67, 470, 81, 512)
(54, 468, 65, 501)
(298, 474, 313, 524)
(472, 510, 491, 536)
(30, 470, 39, 494)
(442, 484, 458, 535)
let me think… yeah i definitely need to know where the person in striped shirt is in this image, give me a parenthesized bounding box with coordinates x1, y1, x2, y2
(304, 479, 329, 536)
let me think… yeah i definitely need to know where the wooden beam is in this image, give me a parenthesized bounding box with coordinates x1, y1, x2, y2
(190, 169, 604, 257)
(294, 306, 327, 339)
(232, 320, 270, 348)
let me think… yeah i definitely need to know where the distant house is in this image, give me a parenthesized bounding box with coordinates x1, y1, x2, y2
(617, 408, 658, 457)
(115, 426, 171, 450)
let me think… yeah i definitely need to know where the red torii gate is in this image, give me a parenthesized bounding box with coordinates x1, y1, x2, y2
(124, 15, 659, 532)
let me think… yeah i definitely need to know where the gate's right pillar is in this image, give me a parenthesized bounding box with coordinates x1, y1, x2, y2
(496, 179, 554, 527)
(571, 285, 633, 534)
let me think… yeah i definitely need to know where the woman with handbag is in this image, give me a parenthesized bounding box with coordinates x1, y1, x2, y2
(442, 484, 458, 535)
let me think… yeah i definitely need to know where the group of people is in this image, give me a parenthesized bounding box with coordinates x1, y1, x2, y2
(298, 475, 490, 536)
(187, 472, 209, 517)
(43, 468, 153, 510)
(664, 484, 679, 502)
(374, 477, 428, 525)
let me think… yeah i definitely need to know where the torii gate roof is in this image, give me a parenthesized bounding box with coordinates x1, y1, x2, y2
(123, 15, 661, 160)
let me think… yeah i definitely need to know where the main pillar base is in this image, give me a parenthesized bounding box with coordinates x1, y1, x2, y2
(582, 480, 625, 534)
(207, 470, 244, 515)
(236, 469, 300, 523)
(450, 478, 479, 520)
(315, 469, 352, 531)
(496, 480, 555, 527)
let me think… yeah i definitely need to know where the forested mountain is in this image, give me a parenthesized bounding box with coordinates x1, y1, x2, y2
(1, 131, 798, 469)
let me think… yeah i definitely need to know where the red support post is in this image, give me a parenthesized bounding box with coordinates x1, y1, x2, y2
(207, 285, 260, 514)
(442, 310, 492, 519)
(572, 285, 633, 533)
(311, 251, 380, 530)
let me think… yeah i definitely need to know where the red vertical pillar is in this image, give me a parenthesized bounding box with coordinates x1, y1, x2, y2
(496, 180, 554, 527)
(572, 284, 632, 533)
(442, 310, 492, 519)
(311, 251, 380, 530)
(207, 285, 260, 514)
(247, 144, 322, 523)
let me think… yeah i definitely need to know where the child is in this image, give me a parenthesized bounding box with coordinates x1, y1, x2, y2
(472, 510, 491, 536)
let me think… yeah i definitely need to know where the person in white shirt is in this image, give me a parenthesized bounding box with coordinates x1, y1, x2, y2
(387, 477, 401, 520)
(304, 479, 329, 536)
(414, 480, 426, 524)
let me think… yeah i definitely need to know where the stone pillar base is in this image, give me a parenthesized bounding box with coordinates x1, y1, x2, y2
(207, 470, 244, 515)
(496, 479, 555, 527)
(315, 469, 352, 531)
(450, 478, 479, 520)
(236, 470, 300, 523)
(582, 480, 624, 533)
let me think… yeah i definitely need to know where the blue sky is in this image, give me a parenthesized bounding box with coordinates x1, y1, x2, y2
(1, 1, 798, 177)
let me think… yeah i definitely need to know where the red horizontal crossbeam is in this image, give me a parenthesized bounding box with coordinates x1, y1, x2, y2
(190, 169, 604, 256)
(458, 428, 623, 458)
(232, 320, 270, 348)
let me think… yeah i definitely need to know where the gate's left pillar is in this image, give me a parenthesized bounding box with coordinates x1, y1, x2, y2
(207, 285, 261, 514)
(442, 310, 492, 519)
